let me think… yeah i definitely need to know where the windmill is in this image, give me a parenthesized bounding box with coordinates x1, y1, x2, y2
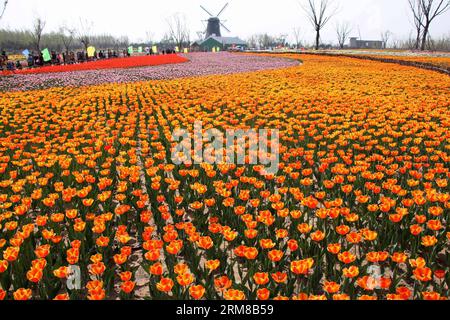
(200, 3, 231, 38)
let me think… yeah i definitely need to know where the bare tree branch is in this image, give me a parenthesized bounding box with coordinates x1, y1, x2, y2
(293, 27, 303, 48)
(77, 18, 94, 52)
(166, 13, 190, 50)
(408, 0, 425, 49)
(300, 0, 338, 50)
(419, 0, 450, 50)
(59, 25, 76, 54)
(335, 21, 351, 49)
(0, 0, 8, 21)
(31, 16, 46, 52)
(381, 30, 393, 49)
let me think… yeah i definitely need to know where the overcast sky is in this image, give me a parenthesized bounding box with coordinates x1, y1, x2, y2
(1, 0, 450, 44)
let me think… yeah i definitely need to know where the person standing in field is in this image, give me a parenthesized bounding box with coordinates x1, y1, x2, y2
(27, 52, 34, 67)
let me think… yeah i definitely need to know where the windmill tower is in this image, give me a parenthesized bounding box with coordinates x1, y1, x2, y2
(200, 3, 231, 38)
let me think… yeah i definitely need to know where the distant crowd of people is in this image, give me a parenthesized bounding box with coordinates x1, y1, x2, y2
(0, 46, 179, 72)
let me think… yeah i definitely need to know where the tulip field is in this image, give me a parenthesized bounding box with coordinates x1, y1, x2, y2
(0, 54, 189, 76)
(0, 52, 449, 301)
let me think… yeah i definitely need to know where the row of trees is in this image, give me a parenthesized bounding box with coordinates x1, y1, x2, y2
(300, 0, 449, 50)
(0, 28, 131, 53)
(0, 1, 134, 53)
(0, 18, 132, 53)
(0, 13, 193, 53)
(245, 0, 450, 51)
(247, 34, 289, 49)
(1, 1, 449, 52)
(247, 27, 450, 51)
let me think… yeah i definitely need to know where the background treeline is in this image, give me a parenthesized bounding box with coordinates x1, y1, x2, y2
(246, 32, 450, 51)
(0, 28, 134, 52)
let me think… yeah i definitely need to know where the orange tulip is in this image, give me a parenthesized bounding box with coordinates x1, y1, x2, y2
(268, 249, 283, 262)
(243, 247, 258, 260)
(197, 236, 214, 250)
(189, 285, 206, 300)
(311, 230, 325, 242)
(223, 289, 246, 300)
(177, 273, 194, 286)
(342, 266, 359, 278)
(205, 259, 220, 271)
(26, 268, 43, 283)
(121, 281, 136, 294)
(257, 288, 270, 300)
(253, 272, 270, 285)
(53, 266, 69, 279)
(214, 276, 232, 291)
(421, 235, 438, 247)
(156, 277, 174, 292)
(149, 262, 164, 276)
(0, 260, 8, 273)
(290, 258, 314, 275)
(13, 288, 32, 301)
(54, 293, 70, 300)
(323, 281, 340, 294)
(413, 267, 432, 282)
(3, 247, 20, 262)
(327, 243, 341, 254)
(338, 251, 356, 264)
(0, 289, 6, 300)
(89, 262, 106, 276)
(422, 292, 442, 301)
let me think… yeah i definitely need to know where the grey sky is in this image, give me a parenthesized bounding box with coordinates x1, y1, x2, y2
(1, 0, 449, 44)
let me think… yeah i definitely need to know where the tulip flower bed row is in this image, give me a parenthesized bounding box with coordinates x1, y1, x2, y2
(357, 54, 450, 70)
(298, 49, 450, 67)
(325, 50, 450, 69)
(0, 53, 448, 301)
(0, 53, 300, 92)
(334, 53, 450, 75)
(251, 50, 450, 75)
(1, 54, 189, 76)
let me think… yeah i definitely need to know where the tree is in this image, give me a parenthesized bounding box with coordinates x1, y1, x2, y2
(247, 34, 258, 49)
(276, 34, 289, 47)
(118, 36, 129, 48)
(380, 30, 393, 49)
(257, 33, 275, 49)
(292, 27, 303, 48)
(418, 0, 450, 50)
(160, 32, 174, 47)
(145, 31, 155, 45)
(408, 0, 425, 50)
(300, 0, 338, 50)
(335, 22, 351, 49)
(59, 25, 76, 54)
(166, 13, 190, 50)
(31, 17, 46, 52)
(0, 0, 8, 21)
(77, 18, 93, 52)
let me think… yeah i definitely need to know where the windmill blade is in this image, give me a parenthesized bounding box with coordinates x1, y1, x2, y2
(200, 5, 214, 17)
(220, 22, 231, 33)
(217, 3, 229, 17)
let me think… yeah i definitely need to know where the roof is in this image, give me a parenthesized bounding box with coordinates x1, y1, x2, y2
(197, 36, 247, 46)
(355, 40, 384, 43)
(351, 38, 384, 43)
